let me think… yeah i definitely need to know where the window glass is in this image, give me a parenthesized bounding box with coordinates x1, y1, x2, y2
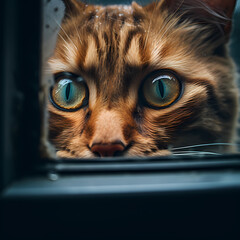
(42, 0, 240, 159)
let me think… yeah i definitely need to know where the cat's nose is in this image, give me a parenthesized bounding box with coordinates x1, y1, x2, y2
(90, 142, 125, 157)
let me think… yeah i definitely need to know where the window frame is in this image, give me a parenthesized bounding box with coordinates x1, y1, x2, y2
(1, 0, 240, 239)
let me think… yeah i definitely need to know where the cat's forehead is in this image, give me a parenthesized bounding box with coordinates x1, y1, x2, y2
(51, 5, 148, 79)
(84, 4, 138, 22)
(94, 4, 133, 16)
(50, 2, 216, 95)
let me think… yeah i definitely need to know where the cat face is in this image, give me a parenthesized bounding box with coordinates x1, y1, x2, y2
(48, 0, 238, 158)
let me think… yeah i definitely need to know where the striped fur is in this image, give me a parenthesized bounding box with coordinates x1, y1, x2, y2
(48, 0, 238, 158)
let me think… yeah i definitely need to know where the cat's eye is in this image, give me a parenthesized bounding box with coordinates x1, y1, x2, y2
(50, 73, 88, 111)
(142, 71, 182, 108)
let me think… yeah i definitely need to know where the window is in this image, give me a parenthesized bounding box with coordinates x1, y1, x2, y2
(43, 0, 240, 159)
(1, 1, 240, 240)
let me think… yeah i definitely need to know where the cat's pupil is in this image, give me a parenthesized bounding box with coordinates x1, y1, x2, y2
(157, 80, 165, 99)
(65, 83, 71, 101)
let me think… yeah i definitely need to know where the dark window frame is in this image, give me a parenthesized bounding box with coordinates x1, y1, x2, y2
(0, 0, 240, 239)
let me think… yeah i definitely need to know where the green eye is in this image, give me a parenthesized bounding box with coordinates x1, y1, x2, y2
(50, 73, 88, 111)
(142, 71, 182, 108)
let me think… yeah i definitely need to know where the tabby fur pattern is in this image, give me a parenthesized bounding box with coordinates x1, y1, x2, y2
(48, 0, 238, 158)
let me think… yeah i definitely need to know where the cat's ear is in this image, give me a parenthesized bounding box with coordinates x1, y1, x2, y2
(202, 0, 236, 19)
(62, 0, 85, 18)
(201, 0, 236, 34)
(156, 0, 236, 41)
(162, 0, 236, 35)
(131, 1, 143, 11)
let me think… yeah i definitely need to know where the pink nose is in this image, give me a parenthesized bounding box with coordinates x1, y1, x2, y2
(91, 142, 125, 157)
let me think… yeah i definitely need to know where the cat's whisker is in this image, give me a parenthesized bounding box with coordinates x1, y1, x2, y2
(183, 3, 229, 21)
(159, 16, 180, 42)
(173, 152, 222, 156)
(55, 33, 79, 71)
(156, 0, 184, 40)
(73, 20, 83, 45)
(171, 143, 237, 151)
(172, 150, 221, 155)
(53, 18, 79, 52)
(58, 32, 70, 47)
(172, 150, 223, 156)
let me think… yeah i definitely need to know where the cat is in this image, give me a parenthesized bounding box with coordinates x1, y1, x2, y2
(48, 0, 238, 158)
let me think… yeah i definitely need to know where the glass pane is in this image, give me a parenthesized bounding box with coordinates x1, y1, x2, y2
(42, 0, 240, 159)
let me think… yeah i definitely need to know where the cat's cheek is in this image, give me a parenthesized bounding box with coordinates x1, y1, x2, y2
(150, 149, 172, 156)
(56, 150, 74, 158)
(56, 148, 95, 158)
